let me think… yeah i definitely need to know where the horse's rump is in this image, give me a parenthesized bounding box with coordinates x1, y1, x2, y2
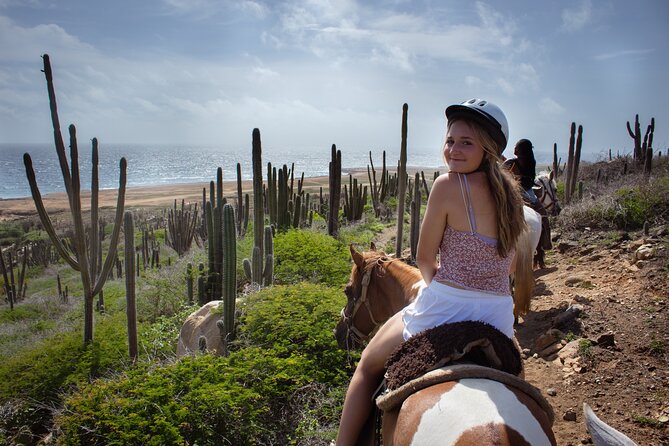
(382, 374, 556, 446)
(376, 321, 555, 445)
(377, 363, 552, 420)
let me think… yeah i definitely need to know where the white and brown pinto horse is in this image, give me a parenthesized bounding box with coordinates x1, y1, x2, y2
(334, 209, 550, 445)
(531, 171, 561, 269)
(534, 171, 561, 217)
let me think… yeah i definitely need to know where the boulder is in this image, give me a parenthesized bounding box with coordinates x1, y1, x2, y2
(177, 300, 225, 357)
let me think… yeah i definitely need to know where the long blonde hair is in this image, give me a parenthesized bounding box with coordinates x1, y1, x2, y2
(447, 118, 526, 258)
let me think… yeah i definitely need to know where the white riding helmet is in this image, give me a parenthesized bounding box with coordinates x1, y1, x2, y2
(445, 98, 509, 153)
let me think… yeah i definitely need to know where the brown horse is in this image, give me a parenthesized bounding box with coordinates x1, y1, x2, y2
(334, 244, 423, 351)
(334, 210, 538, 351)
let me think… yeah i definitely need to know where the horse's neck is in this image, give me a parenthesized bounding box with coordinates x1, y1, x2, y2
(383, 262, 422, 309)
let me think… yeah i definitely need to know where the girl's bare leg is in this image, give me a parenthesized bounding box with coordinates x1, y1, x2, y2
(336, 311, 406, 445)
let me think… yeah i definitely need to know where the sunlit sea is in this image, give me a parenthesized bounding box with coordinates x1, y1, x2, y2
(0, 143, 447, 199)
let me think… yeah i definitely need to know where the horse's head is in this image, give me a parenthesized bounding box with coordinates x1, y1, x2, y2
(535, 171, 561, 216)
(334, 244, 394, 350)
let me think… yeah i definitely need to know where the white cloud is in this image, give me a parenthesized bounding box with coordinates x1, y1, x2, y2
(561, 0, 592, 32)
(160, 0, 268, 20)
(465, 76, 482, 87)
(594, 48, 655, 61)
(250, 66, 279, 81)
(496, 78, 515, 95)
(0, 15, 97, 63)
(539, 97, 565, 115)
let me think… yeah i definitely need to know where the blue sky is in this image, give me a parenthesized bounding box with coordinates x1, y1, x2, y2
(0, 0, 667, 162)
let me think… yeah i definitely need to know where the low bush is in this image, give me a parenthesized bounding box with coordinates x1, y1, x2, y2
(0, 222, 24, 247)
(236, 282, 353, 383)
(54, 282, 354, 445)
(556, 176, 669, 230)
(273, 229, 351, 287)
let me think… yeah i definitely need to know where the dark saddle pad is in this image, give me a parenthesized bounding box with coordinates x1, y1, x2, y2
(384, 321, 522, 391)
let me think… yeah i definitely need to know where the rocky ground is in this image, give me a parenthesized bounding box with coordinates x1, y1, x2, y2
(517, 225, 669, 445)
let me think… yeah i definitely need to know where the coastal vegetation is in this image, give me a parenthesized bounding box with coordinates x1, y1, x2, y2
(1, 151, 667, 445)
(0, 54, 668, 444)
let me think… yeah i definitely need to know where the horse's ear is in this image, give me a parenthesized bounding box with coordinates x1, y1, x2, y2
(350, 244, 364, 268)
(370, 241, 377, 251)
(549, 169, 554, 182)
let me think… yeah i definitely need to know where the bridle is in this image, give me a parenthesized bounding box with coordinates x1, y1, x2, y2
(340, 257, 390, 350)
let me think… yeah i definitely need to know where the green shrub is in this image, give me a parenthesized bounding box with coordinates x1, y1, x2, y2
(0, 222, 24, 247)
(58, 350, 317, 445)
(55, 282, 354, 445)
(236, 282, 354, 383)
(140, 304, 198, 360)
(338, 217, 389, 249)
(273, 229, 351, 287)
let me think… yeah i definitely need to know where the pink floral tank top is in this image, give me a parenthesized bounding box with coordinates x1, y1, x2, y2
(432, 174, 514, 295)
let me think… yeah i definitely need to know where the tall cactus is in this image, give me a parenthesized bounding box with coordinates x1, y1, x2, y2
(395, 103, 409, 258)
(262, 226, 274, 286)
(643, 118, 655, 176)
(267, 162, 278, 226)
(243, 129, 273, 286)
(124, 211, 138, 362)
(626, 114, 643, 163)
(328, 144, 342, 236)
(552, 143, 559, 178)
(564, 123, 576, 203)
(565, 123, 583, 204)
(235, 162, 249, 237)
(23, 54, 126, 344)
(220, 203, 237, 350)
(410, 172, 421, 261)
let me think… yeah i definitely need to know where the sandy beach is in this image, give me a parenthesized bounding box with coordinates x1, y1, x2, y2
(0, 166, 443, 222)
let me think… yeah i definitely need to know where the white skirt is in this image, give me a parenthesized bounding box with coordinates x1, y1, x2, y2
(401, 280, 514, 341)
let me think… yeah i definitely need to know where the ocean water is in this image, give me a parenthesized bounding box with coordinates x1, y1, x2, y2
(0, 143, 444, 199)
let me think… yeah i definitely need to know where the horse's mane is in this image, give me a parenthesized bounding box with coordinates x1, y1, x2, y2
(361, 252, 421, 285)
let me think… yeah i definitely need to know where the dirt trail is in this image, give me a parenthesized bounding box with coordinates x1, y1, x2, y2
(516, 229, 668, 445)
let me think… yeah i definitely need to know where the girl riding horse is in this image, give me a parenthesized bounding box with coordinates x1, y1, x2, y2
(336, 99, 529, 445)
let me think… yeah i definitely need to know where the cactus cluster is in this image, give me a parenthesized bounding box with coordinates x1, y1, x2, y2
(0, 249, 25, 310)
(203, 173, 237, 301)
(626, 114, 656, 175)
(343, 174, 368, 221)
(368, 150, 388, 218)
(166, 199, 199, 256)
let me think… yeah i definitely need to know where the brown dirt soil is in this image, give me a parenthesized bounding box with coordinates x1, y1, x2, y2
(515, 227, 669, 445)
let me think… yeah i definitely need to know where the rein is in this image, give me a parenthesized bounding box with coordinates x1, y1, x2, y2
(341, 257, 392, 349)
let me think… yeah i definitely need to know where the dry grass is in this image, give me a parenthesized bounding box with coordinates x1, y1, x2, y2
(555, 155, 669, 231)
